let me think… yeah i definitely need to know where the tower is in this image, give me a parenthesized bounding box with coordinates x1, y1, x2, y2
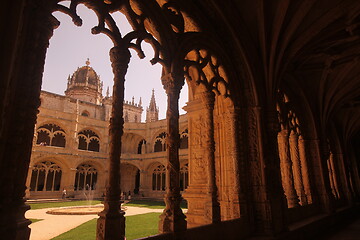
(146, 89, 159, 122)
(65, 58, 103, 104)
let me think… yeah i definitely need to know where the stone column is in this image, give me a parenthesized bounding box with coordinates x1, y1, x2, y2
(262, 110, 287, 234)
(298, 136, 313, 204)
(0, 1, 60, 239)
(333, 153, 352, 203)
(96, 46, 130, 240)
(328, 153, 341, 199)
(277, 130, 300, 208)
(225, 107, 245, 219)
(311, 140, 334, 213)
(289, 131, 307, 205)
(201, 91, 221, 224)
(159, 73, 187, 234)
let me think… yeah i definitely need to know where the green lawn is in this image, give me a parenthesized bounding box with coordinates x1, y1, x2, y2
(124, 199, 187, 209)
(29, 218, 43, 224)
(28, 200, 102, 210)
(51, 212, 161, 240)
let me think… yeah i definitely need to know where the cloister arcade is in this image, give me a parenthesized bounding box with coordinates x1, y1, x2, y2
(2, 0, 360, 240)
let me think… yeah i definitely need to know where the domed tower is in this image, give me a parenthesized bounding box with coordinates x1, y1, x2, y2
(65, 59, 103, 104)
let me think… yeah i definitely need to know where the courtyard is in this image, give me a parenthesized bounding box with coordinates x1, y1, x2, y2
(26, 200, 175, 240)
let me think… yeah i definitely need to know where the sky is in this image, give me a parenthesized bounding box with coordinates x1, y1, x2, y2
(42, 4, 188, 121)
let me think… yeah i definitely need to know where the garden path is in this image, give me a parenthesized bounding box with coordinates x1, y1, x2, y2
(26, 205, 163, 240)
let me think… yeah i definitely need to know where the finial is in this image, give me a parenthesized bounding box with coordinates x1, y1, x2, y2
(86, 58, 90, 66)
(139, 97, 142, 106)
(152, 88, 155, 95)
(132, 96, 135, 105)
(106, 87, 109, 97)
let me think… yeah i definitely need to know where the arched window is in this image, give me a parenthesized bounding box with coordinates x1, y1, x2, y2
(180, 163, 189, 191)
(74, 164, 98, 191)
(134, 115, 138, 123)
(154, 132, 166, 152)
(36, 124, 66, 147)
(78, 130, 100, 152)
(152, 164, 166, 191)
(180, 129, 188, 149)
(138, 139, 146, 154)
(124, 112, 129, 122)
(29, 161, 62, 191)
(81, 110, 89, 117)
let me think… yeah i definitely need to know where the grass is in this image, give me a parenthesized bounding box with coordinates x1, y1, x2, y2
(124, 199, 187, 209)
(28, 200, 102, 210)
(29, 218, 43, 224)
(51, 212, 161, 240)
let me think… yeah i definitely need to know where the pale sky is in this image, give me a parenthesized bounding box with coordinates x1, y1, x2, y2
(42, 4, 188, 121)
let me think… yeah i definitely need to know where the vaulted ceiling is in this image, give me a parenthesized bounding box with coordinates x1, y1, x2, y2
(174, 0, 360, 144)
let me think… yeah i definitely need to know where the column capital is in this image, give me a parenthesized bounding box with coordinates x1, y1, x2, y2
(161, 72, 184, 94)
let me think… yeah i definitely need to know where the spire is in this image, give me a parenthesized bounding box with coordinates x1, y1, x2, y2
(106, 87, 110, 97)
(146, 89, 159, 122)
(149, 89, 157, 111)
(139, 97, 142, 107)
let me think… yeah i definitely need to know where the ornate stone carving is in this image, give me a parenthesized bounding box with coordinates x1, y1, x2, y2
(289, 131, 308, 205)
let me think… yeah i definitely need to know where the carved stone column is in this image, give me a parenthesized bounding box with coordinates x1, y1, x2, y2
(311, 140, 334, 213)
(97, 46, 130, 240)
(262, 110, 287, 234)
(328, 153, 341, 199)
(333, 153, 352, 203)
(0, 1, 59, 239)
(289, 131, 307, 205)
(298, 136, 313, 204)
(278, 130, 300, 208)
(201, 91, 221, 224)
(225, 107, 246, 219)
(159, 73, 187, 234)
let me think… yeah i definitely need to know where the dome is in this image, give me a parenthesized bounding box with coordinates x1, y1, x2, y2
(65, 59, 103, 105)
(69, 59, 100, 87)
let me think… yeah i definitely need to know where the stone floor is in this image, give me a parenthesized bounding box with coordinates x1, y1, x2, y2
(321, 217, 360, 240)
(26, 205, 163, 240)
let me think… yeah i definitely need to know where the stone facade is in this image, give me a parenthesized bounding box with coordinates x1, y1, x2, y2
(25, 63, 189, 200)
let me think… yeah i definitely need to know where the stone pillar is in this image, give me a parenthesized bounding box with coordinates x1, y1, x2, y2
(277, 130, 300, 208)
(225, 107, 244, 219)
(201, 91, 221, 224)
(159, 73, 187, 234)
(0, 1, 60, 239)
(310, 140, 334, 213)
(261, 110, 287, 234)
(333, 153, 353, 203)
(298, 136, 313, 204)
(289, 131, 307, 205)
(329, 153, 342, 199)
(96, 47, 130, 240)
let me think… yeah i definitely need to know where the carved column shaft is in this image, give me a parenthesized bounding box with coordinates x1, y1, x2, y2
(298, 136, 313, 204)
(278, 130, 300, 208)
(226, 107, 245, 219)
(328, 153, 341, 199)
(97, 46, 130, 240)
(0, 2, 59, 239)
(289, 131, 307, 205)
(202, 91, 221, 224)
(312, 140, 334, 213)
(159, 73, 186, 233)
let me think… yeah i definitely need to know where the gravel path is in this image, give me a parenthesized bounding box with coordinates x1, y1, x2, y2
(26, 205, 163, 240)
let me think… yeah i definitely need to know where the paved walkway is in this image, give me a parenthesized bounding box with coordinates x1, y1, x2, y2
(26, 205, 163, 240)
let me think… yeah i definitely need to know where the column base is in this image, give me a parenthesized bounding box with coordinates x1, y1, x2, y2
(183, 186, 219, 228)
(96, 201, 125, 240)
(159, 193, 187, 233)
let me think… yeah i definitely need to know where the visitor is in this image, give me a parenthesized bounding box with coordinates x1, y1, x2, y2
(62, 188, 67, 199)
